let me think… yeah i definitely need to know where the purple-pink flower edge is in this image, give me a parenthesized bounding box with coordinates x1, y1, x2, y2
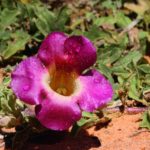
(11, 32, 113, 131)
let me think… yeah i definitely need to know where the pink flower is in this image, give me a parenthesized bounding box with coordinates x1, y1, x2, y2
(11, 32, 113, 131)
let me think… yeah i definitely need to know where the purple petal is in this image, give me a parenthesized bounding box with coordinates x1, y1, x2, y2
(38, 31, 68, 67)
(64, 36, 96, 73)
(78, 70, 113, 112)
(11, 56, 48, 105)
(38, 33, 96, 72)
(35, 95, 81, 131)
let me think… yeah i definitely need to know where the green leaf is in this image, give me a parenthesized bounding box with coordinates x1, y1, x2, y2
(109, 48, 122, 64)
(111, 66, 130, 78)
(0, 31, 11, 40)
(97, 44, 123, 65)
(117, 76, 124, 85)
(138, 64, 150, 74)
(82, 111, 95, 118)
(101, 0, 116, 9)
(115, 12, 132, 28)
(2, 30, 30, 59)
(94, 12, 131, 28)
(139, 31, 148, 39)
(128, 75, 140, 100)
(0, 75, 25, 127)
(71, 112, 95, 136)
(132, 52, 142, 65)
(140, 111, 150, 129)
(84, 25, 101, 41)
(77, 111, 100, 127)
(94, 16, 115, 26)
(3, 77, 11, 84)
(35, 17, 51, 36)
(52, 7, 69, 31)
(77, 118, 91, 127)
(0, 97, 12, 114)
(32, 4, 55, 35)
(111, 66, 124, 73)
(98, 63, 114, 83)
(0, 8, 20, 30)
(144, 74, 150, 84)
(1, 0, 16, 9)
(0, 42, 7, 54)
(115, 51, 142, 67)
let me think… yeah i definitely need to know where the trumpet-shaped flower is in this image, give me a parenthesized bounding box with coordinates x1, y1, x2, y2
(11, 32, 113, 131)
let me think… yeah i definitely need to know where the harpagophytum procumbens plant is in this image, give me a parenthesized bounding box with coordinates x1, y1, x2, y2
(11, 32, 113, 131)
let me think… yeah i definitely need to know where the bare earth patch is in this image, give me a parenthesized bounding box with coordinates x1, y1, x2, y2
(0, 113, 149, 150)
(88, 113, 150, 150)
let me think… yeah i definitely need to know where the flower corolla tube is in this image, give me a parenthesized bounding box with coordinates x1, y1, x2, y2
(11, 32, 113, 131)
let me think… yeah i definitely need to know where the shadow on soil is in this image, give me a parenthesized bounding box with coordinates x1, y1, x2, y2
(23, 129, 101, 150)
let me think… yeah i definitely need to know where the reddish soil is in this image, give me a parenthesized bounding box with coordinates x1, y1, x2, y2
(1, 113, 149, 150)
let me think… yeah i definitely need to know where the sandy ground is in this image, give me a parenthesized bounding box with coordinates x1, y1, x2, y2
(1, 113, 149, 150)
(89, 113, 150, 150)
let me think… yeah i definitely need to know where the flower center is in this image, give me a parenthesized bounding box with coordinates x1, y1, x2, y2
(50, 69, 77, 96)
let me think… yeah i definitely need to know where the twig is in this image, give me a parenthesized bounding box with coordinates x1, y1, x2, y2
(119, 18, 142, 36)
(129, 129, 150, 137)
(104, 107, 149, 114)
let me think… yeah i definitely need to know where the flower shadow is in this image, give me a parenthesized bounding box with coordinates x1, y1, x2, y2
(24, 129, 101, 150)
